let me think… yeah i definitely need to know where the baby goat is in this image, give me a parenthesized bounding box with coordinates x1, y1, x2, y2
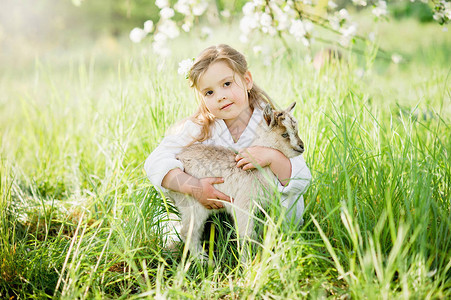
(167, 102, 304, 260)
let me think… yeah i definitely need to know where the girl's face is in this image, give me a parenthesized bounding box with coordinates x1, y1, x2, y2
(197, 61, 253, 126)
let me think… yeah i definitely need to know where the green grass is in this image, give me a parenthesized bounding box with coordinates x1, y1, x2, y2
(1, 18, 450, 299)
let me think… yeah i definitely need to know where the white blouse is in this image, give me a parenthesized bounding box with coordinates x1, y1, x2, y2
(144, 108, 312, 224)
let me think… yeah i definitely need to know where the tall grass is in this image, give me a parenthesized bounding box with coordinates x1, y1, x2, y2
(1, 19, 450, 298)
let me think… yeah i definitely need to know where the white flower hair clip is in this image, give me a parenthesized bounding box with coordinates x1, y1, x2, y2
(177, 58, 195, 79)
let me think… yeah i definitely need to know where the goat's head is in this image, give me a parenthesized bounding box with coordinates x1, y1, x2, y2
(262, 102, 304, 158)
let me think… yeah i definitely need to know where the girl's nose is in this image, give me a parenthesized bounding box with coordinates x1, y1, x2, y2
(217, 94, 226, 101)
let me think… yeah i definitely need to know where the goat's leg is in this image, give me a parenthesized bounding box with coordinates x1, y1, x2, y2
(233, 209, 255, 263)
(179, 204, 210, 260)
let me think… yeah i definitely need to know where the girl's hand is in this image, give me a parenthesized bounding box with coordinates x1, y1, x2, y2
(235, 146, 275, 170)
(191, 177, 233, 210)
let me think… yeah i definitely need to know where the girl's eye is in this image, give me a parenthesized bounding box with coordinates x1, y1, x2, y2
(205, 90, 213, 96)
(282, 133, 289, 138)
(224, 81, 232, 87)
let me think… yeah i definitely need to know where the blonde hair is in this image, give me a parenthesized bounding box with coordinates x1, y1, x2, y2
(187, 44, 275, 143)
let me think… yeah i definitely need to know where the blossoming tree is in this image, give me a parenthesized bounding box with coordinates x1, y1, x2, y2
(129, 0, 450, 60)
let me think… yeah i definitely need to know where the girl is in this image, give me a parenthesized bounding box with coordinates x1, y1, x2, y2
(145, 44, 311, 228)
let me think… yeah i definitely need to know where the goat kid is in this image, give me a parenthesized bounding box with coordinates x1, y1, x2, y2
(167, 102, 304, 260)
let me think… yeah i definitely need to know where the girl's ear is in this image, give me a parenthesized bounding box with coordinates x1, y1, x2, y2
(244, 70, 253, 91)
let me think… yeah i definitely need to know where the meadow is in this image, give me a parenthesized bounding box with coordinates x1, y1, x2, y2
(1, 17, 450, 298)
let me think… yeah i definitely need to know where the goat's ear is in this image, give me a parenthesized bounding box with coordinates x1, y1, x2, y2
(286, 102, 296, 112)
(263, 104, 275, 127)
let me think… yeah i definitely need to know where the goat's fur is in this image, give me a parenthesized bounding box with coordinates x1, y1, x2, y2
(167, 102, 304, 259)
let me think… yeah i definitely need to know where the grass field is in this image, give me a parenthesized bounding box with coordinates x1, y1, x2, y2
(1, 17, 450, 298)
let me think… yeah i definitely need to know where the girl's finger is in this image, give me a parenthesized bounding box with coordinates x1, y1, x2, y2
(212, 201, 222, 209)
(207, 177, 224, 184)
(236, 158, 247, 168)
(243, 163, 255, 171)
(216, 191, 233, 203)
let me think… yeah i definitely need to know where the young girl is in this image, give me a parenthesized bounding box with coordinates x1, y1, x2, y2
(145, 44, 311, 230)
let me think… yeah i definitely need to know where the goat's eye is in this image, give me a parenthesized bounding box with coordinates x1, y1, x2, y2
(282, 132, 289, 138)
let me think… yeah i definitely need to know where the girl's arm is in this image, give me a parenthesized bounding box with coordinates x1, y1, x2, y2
(161, 168, 233, 210)
(145, 120, 233, 209)
(235, 146, 292, 186)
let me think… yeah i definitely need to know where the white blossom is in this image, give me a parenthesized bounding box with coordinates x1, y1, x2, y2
(174, 0, 190, 15)
(433, 11, 445, 22)
(339, 23, 357, 46)
(276, 12, 291, 31)
(193, 1, 208, 16)
(259, 13, 277, 35)
(289, 19, 313, 43)
(155, 0, 169, 9)
(328, 1, 338, 9)
(270, 2, 294, 31)
(352, 0, 367, 6)
(328, 15, 340, 31)
(269, 27, 278, 36)
(182, 22, 192, 32)
(446, 2, 451, 17)
(129, 27, 147, 43)
(154, 32, 168, 43)
(132, 0, 447, 56)
(160, 7, 175, 19)
(372, 1, 388, 18)
(253, 45, 263, 54)
(253, 0, 265, 7)
(289, 19, 307, 40)
(391, 54, 403, 64)
(178, 58, 194, 77)
(342, 23, 357, 37)
(221, 9, 231, 18)
(242, 2, 255, 16)
(260, 13, 272, 28)
(339, 9, 350, 21)
(143, 20, 154, 33)
(432, 0, 450, 25)
(303, 20, 314, 33)
(158, 20, 180, 39)
(240, 14, 259, 35)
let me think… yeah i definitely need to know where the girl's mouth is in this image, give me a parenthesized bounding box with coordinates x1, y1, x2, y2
(221, 103, 233, 110)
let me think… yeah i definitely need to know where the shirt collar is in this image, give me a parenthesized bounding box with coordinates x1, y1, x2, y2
(213, 106, 264, 148)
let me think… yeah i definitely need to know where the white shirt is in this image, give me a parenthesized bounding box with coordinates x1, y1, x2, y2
(144, 108, 312, 224)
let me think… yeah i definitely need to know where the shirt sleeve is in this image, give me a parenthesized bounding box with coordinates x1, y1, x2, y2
(277, 154, 312, 195)
(144, 120, 201, 191)
(276, 154, 312, 226)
